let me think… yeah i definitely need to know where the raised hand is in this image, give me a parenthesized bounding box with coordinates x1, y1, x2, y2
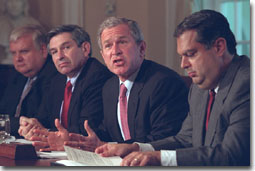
(31, 119, 69, 151)
(64, 120, 105, 152)
(95, 143, 139, 158)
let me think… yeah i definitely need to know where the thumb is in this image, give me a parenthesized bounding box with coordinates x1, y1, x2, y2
(19, 116, 28, 125)
(55, 119, 66, 132)
(84, 120, 95, 136)
(96, 144, 114, 157)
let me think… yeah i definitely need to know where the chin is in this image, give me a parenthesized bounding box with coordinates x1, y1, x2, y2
(112, 69, 126, 76)
(197, 84, 209, 90)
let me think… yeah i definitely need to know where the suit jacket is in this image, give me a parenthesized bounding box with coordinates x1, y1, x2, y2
(150, 55, 250, 166)
(0, 57, 58, 137)
(99, 59, 189, 143)
(37, 57, 112, 135)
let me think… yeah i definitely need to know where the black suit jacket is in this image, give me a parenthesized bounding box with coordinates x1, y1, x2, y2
(0, 57, 58, 137)
(99, 59, 189, 143)
(150, 55, 250, 166)
(37, 57, 112, 135)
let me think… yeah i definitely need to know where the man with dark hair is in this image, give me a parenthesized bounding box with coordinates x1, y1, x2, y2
(95, 10, 250, 166)
(0, 25, 58, 137)
(63, 16, 189, 151)
(18, 25, 112, 149)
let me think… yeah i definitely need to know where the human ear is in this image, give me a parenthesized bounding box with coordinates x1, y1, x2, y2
(139, 41, 146, 58)
(81, 42, 91, 56)
(213, 37, 226, 56)
(40, 44, 48, 59)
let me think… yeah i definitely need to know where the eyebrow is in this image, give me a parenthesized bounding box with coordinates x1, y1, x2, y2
(49, 41, 72, 51)
(182, 49, 197, 55)
(102, 36, 129, 44)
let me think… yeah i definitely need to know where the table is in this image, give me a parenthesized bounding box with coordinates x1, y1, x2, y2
(0, 156, 62, 166)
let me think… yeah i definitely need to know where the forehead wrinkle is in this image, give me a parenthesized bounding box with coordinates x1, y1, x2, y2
(49, 40, 72, 51)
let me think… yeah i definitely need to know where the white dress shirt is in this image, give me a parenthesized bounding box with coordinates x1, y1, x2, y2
(117, 69, 140, 140)
(59, 70, 81, 121)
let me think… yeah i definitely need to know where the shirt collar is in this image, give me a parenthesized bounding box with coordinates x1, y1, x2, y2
(119, 67, 140, 91)
(66, 67, 82, 87)
(211, 86, 219, 94)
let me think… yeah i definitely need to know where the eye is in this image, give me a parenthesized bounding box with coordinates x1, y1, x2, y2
(50, 50, 57, 55)
(185, 50, 197, 58)
(104, 43, 112, 49)
(119, 40, 127, 44)
(64, 45, 71, 50)
(20, 50, 29, 55)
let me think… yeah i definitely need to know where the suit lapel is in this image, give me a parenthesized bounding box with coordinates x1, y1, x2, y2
(67, 61, 91, 125)
(55, 75, 66, 118)
(194, 89, 209, 146)
(110, 77, 122, 139)
(68, 82, 79, 124)
(204, 56, 240, 145)
(127, 61, 148, 138)
(128, 80, 143, 138)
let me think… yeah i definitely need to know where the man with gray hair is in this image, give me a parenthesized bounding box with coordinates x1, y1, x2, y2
(0, 24, 58, 137)
(64, 17, 189, 151)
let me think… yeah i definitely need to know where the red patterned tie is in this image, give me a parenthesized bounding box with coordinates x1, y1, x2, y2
(119, 84, 131, 140)
(61, 81, 72, 129)
(206, 89, 215, 131)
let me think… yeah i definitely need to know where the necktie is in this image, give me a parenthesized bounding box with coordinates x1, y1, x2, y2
(205, 89, 216, 131)
(15, 78, 35, 117)
(61, 81, 72, 129)
(119, 83, 131, 140)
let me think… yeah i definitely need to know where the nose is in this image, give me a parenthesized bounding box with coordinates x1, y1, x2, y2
(55, 49, 65, 61)
(112, 43, 122, 56)
(180, 56, 190, 69)
(13, 52, 23, 62)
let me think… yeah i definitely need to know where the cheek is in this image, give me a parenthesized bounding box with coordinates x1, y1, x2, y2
(23, 55, 32, 64)
(102, 54, 111, 65)
(52, 57, 59, 67)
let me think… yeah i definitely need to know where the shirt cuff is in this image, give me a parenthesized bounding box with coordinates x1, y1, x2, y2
(134, 142, 155, 151)
(107, 142, 118, 144)
(160, 150, 177, 166)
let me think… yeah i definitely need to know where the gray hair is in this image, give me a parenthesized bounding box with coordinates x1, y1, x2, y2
(97, 17, 144, 49)
(9, 24, 47, 50)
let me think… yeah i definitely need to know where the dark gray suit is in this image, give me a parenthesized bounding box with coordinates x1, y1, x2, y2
(0, 57, 58, 137)
(150, 55, 250, 166)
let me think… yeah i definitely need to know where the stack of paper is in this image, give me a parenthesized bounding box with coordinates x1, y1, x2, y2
(59, 146, 122, 166)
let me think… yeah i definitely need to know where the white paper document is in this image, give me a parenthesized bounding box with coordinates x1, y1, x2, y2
(55, 159, 87, 166)
(37, 151, 67, 159)
(14, 138, 33, 144)
(63, 145, 122, 166)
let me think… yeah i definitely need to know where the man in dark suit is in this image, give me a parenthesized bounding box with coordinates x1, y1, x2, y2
(0, 25, 58, 137)
(100, 59, 188, 143)
(63, 17, 189, 151)
(94, 10, 250, 166)
(18, 25, 112, 144)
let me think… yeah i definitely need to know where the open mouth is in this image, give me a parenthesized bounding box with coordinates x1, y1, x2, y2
(113, 59, 124, 66)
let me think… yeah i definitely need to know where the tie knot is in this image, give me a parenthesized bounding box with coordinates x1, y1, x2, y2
(66, 81, 72, 90)
(120, 83, 127, 98)
(28, 77, 36, 86)
(209, 89, 215, 98)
